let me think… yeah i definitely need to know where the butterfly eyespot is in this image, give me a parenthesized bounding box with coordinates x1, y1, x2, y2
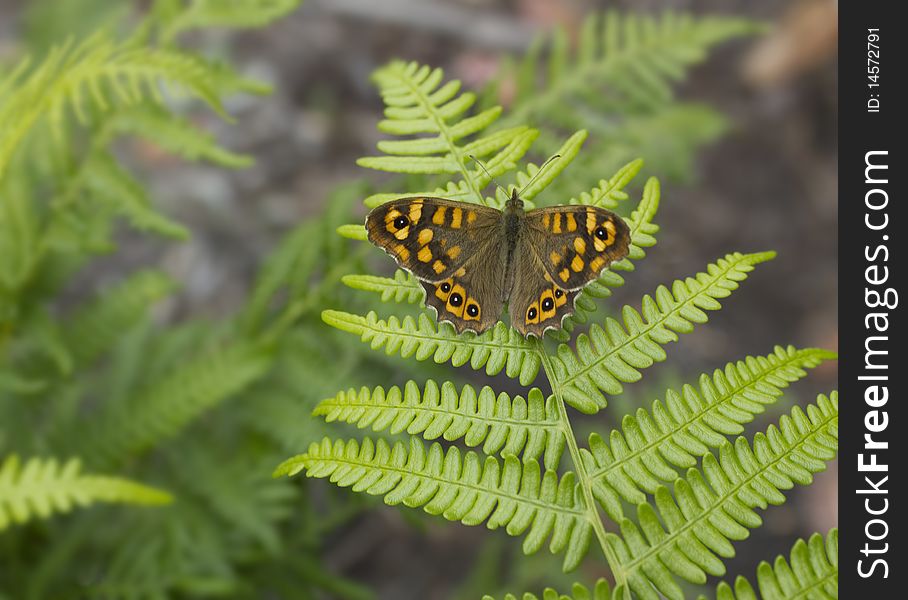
(393, 215, 410, 229)
(440, 282, 451, 293)
(449, 293, 463, 307)
(595, 226, 608, 240)
(542, 298, 554, 311)
(466, 303, 479, 317)
(527, 307, 537, 320)
(554, 289, 563, 298)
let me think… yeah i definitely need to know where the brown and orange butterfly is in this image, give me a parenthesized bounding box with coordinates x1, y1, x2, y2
(365, 189, 630, 337)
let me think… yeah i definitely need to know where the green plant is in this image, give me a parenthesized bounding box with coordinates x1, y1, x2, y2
(485, 11, 763, 194)
(0, 1, 395, 597)
(275, 60, 838, 599)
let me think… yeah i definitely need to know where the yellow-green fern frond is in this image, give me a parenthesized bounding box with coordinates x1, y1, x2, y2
(314, 381, 565, 469)
(586, 346, 837, 520)
(700, 529, 838, 600)
(609, 392, 838, 600)
(277, 437, 592, 570)
(0, 32, 230, 179)
(322, 311, 540, 385)
(484, 578, 625, 600)
(0, 455, 171, 530)
(551, 251, 776, 413)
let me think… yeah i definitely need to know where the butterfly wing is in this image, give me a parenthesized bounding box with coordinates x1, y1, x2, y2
(508, 206, 630, 337)
(507, 246, 579, 337)
(419, 240, 507, 334)
(366, 197, 501, 283)
(522, 205, 630, 290)
(366, 197, 506, 334)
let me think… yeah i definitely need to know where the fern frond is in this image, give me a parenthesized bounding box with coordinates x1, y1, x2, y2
(103, 103, 252, 167)
(322, 311, 540, 385)
(83, 343, 272, 465)
(701, 529, 838, 600)
(585, 346, 836, 520)
(276, 437, 592, 570)
(62, 270, 176, 366)
(0, 455, 171, 530)
(550, 251, 775, 413)
(608, 392, 839, 600)
(80, 150, 190, 239)
(156, 0, 303, 43)
(500, 12, 762, 127)
(341, 270, 423, 305)
(313, 381, 565, 470)
(357, 60, 540, 207)
(484, 578, 624, 600)
(0, 32, 230, 179)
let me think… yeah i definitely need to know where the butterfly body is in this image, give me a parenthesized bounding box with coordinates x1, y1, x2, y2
(366, 190, 630, 337)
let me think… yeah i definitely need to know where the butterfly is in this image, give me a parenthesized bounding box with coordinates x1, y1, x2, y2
(365, 189, 631, 337)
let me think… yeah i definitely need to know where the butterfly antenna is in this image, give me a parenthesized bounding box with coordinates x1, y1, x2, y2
(468, 155, 509, 198)
(518, 154, 561, 196)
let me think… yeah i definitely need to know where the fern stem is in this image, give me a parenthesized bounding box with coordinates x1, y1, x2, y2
(535, 339, 629, 593)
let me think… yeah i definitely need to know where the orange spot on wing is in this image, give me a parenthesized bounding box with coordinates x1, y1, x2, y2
(573, 237, 586, 254)
(566, 213, 577, 232)
(552, 212, 562, 233)
(451, 208, 463, 229)
(559, 268, 570, 282)
(432, 260, 446, 274)
(571, 255, 585, 272)
(418, 246, 433, 262)
(417, 229, 433, 245)
(395, 244, 410, 261)
(446, 245, 461, 259)
(432, 206, 447, 225)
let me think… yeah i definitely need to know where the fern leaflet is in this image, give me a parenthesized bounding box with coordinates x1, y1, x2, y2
(276, 437, 592, 570)
(314, 381, 565, 470)
(0, 455, 171, 530)
(700, 529, 837, 600)
(609, 392, 838, 600)
(585, 346, 837, 520)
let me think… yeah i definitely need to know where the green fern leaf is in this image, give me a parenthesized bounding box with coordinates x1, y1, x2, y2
(357, 61, 540, 207)
(322, 311, 540, 385)
(701, 529, 838, 600)
(62, 270, 176, 366)
(342, 270, 424, 305)
(608, 392, 838, 600)
(0, 455, 171, 530)
(500, 12, 762, 126)
(81, 150, 190, 239)
(313, 381, 565, 469)
(83, 343, 272, 465)
(155, 0, 303, 43)
(551, 251, 775, 413)
(0, 32, 231, 179)
(103, 103, 252, 167)
(276, 436, 592, 570)
(483, 578, 625, 600)
(585, 346, 837, 520)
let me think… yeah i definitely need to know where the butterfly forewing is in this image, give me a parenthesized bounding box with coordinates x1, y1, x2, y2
(522, 205, 631, 291)
(365, 197, 501, 283)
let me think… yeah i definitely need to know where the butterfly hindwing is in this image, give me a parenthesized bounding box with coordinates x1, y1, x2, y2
(366, 197, 501, 283)
(508, 249, 578, 337)
(420, 242, 507, 334)
(523, 205, 631, 290)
